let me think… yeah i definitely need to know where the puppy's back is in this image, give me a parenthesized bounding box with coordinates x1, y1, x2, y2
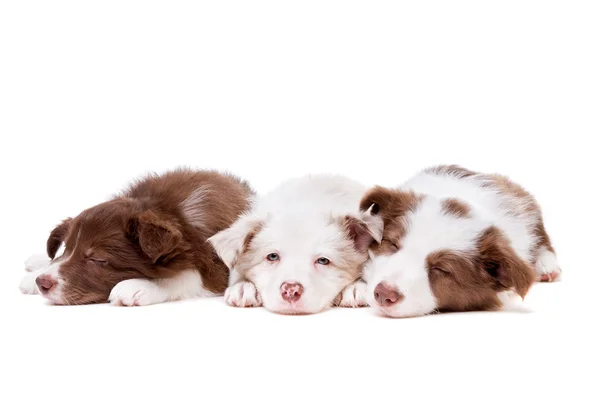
(123, 169, 254, 236)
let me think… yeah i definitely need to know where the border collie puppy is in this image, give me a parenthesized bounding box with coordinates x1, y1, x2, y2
(359, 165, 561, 318)
(19, 169, 253, 306)
(209, 175, 382, 314)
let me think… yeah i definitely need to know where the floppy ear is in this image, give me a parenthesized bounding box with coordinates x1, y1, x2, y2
(47, 218, 72, 259)
(359, 186, 422, 220)
(208, 214, 264, 269)
(339, 213, 383, 253)
(128, 211, 183, 263)
(477, 227, 536, 298)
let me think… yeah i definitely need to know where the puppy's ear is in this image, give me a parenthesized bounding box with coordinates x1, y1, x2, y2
(360, 186, 422, 220)
(47, 218, 72, 259)
(128, 211, 183, 263)
(477, 227, 536, 298)
(339, 214, 383, 254)
(208, 214, 264, 269)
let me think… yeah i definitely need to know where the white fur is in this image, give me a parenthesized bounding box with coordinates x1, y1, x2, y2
(225, 281, 262, 307)
(24, 253, 51, 272)
(19, 270, 42, 294)
(20, 253, 52, 294)
(109, 269, 216, 307)
(210, 174, 376, 314)
(366, 170, 543, 318)
(535, 246, 561, 280)
(337, 280, 368, 307)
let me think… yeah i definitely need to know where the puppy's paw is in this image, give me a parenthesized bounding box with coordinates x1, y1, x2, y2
(225, 282, 262, 307)
(109, 279, 167, 307)
(25, 254, 51, 272)
(20, 271, 41, 294)
(535, 248, 562, 282)
(336, 281, 369, 308)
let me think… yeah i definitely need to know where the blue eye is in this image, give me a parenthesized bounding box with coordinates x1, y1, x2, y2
(266, 253, 280, 262)
(316, 257, 330, 265)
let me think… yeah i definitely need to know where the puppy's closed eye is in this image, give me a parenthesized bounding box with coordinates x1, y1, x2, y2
(86, 258, 108, 267)
(429, 265, 451, 276)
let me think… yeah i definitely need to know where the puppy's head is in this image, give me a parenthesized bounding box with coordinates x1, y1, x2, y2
(38, 199, 189, 305)
(209, 210, 382, 314)
(359, 187, 535, 318)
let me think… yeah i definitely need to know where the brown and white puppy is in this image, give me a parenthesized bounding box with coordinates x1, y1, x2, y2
(19, 169, 253, 306)
(359, 165, 561, 318)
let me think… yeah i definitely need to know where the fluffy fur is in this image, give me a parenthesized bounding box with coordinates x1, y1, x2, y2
(360, 165, 561, 318)
(19, 169, 253, 306)
(209, 175, 382, 314)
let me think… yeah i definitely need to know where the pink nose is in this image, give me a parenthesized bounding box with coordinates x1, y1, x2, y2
(280, 282, 304, 303)
(374, 282, 403, 307)
(36, 275, 57, 295)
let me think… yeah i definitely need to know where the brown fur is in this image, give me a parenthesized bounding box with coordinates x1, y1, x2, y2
(441, 198, 471, 218)
(359, 186, 423, 254)
(45, 169, 253, 304)
(426, 227, 535, 312)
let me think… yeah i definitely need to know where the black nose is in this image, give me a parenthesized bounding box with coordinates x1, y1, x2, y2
(36, 275, 57, 294)
(374, 282, 404, 307)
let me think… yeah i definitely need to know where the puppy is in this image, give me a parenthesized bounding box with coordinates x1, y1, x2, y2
(359, 165, 561, 318)
(209, 175, 382, 314)
(19, 169, 253, 306)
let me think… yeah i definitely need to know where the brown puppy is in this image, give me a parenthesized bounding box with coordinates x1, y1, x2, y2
(20, 169, 253, 306)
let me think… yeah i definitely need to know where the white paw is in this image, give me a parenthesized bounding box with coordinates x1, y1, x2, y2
(535, 247, 562, 282)
(20, 271, 41, 294)
(336, 281, 369, 308)
(25, 254, 51, 272)
(109, 279, 166, 306)
(225, 282, 262, 307)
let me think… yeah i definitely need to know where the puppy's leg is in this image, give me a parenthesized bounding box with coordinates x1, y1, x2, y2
(223, 268, 262, 308)
(335, 280, 369, 307)
(24, 253, 51, 272)
(109, 269, 216, 306)
(20, 268, 46, 294)
(535, 246, 562, 282)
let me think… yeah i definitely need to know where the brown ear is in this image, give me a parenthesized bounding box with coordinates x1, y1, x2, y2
(47, 218, 72, 259)
(359, 186, 423, 220)
(339, 215, 382, 253)
(129, 211, 183, 263)
(477, 227, 535, 298)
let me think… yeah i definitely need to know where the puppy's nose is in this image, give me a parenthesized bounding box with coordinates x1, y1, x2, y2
(374, 282, 403, 307)
(280, 281, 304, 303)
(36, 275, 57, 294)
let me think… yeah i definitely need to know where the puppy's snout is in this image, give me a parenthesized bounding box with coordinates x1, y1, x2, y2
(280, 281, 304, 303)
(36, 275, 57, 294)
(374, 282, 403, 307)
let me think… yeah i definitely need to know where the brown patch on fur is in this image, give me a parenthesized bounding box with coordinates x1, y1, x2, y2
(427, 227, 535, 312)
(441, 198, 471, 218)
(45, 169, 253, 304)
(359, 186, 424, 255)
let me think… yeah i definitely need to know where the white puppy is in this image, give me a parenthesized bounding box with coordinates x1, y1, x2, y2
(209, 175, 382, 314)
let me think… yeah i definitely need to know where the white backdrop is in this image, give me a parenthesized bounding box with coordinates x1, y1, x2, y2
(1, 1, 598, 399)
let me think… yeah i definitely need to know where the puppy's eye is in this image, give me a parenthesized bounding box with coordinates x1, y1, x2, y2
(316, 257, 330, 265)
(382, 238, 399, 250)
(87, 258, 108, 267)
(266, 253, 280, 262)
(430, 266, 450, 275)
